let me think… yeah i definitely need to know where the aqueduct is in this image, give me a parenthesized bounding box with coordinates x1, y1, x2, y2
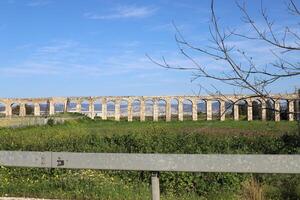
(0, 93, 298, 122)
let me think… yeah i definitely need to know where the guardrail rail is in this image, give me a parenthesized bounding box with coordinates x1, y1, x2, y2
(1, 151, 300, 200)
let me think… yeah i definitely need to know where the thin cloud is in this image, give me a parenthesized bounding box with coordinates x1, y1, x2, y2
(1, 40, 155, 77)
(26, 0, 51, 7)
(148, 23, 173, 32)
(84, 5, 158, 20)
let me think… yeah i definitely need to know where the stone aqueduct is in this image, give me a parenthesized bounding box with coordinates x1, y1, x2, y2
(0, 93, 298, 122)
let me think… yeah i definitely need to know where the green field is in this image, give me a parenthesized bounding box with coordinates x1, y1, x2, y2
(0, 118, 299, 199)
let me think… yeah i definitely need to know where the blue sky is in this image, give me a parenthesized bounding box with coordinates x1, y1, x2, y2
(0, 0, 299, 98)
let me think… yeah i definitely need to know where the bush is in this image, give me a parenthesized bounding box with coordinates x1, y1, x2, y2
(47, 118, 55, 126)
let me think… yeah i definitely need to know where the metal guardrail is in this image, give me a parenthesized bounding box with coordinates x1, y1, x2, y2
(1, 151, 300, 173)
(1, 151, 300, 200)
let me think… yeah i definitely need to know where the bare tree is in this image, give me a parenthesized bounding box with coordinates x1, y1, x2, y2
(147, 0, 300, 128)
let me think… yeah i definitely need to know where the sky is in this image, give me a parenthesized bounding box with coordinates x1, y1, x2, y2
(0, 0, 299, 98)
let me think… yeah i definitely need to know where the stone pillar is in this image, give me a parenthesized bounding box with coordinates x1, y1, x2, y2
(89, 100, 94, 119)
(261, 100, 267, 121)
(288, 100, 294, 121)
(5, 103, 12, 117)
(101, 98, 107, 120)
(206, 100, 212, 121)
(115, 99, 120, 121)
(153, 99, 158, 121)
(192, 99, 198, 121)
(19, 103, 26, 117)
(140, 99, 145, 121)
(34, 103, 40, 116)
(178, 98, 183, 121)
(274, 100, 280, 122)
(64, 99, 68, 113)
(247, 101, 253, 121)
(48, 100, 55, 116)
(234, 103, 239, 121)
(220, 100, 226, 121)
(166, 98, 171, 122)
(76, 100, 81, 113)
(128, 99, 133, 122)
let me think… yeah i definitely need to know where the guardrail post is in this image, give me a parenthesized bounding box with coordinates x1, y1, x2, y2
(151, 172, 160, 200)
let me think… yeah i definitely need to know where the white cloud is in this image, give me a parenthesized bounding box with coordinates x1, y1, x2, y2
(26, 0, 51, 7)
(147, 23, 173, 32)
(0, 39, 199, 81)
(0, 63, 59, 75)
(0, 40, 156, 77)
(0, 39, 235, 80)
(84, 5, 158, 20)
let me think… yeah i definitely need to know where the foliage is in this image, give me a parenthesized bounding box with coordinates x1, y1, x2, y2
(47, 118, 55, 126)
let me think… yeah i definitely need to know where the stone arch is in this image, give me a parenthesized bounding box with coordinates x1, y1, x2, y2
(0, 102, 6, 117)
(67, 100, 77, 112)
(197, 99, 206, 120)
(237, 100, 248, 120)
(225, 100, 234, 120)
(54, 102, 65, 114)
(252, 99, 262, 120)
(279, 99, 289, 120)
(39, 102, 49, 116)
(93, 99, 102, 118)
(183, 99, 193, 120)
(107, 100, 115, 119)
(171, 98, 179, 121)
(81, 100, 90, 115)
(266, 99, 275, 121)
(132, 99, 141, 121)
(212, 100, 221, 120)
(145, 99, 154, 121)
(158, 99, 167, 121)
(25, 102, 34, 116)
(120, 99, 128, 120)
(11, 103, 20, 116)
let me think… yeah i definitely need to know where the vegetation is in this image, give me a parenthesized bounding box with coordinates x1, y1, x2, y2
(0, 118, 299, 199)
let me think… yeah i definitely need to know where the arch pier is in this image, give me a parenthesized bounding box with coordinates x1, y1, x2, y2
(0, 94, 297, 122)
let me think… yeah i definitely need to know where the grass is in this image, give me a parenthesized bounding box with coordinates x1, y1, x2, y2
(0, 119, 297, 153)
(0, 117, 299, 199)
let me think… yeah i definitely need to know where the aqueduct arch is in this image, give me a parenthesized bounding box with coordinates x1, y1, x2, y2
(171, 98, 179, 121)
(145, 99, 154, 121)
(197, 99, 206, 120)
(120, 99, 128, 121)
(132, 99, 141, 121)
(157, 99, 167, 121)
(183, 99, 193, 121)
(0, 93, 297, 122)
(225, 100, 234, 120)
(252, 99, 262, 120)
